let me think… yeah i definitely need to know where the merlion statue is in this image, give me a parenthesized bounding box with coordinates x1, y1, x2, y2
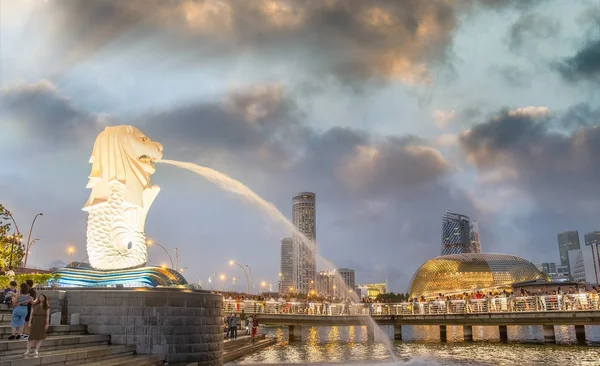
(82, 125, 163, 270)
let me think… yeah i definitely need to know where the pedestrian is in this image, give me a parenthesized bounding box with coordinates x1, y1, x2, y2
(22, 279, 37, 340)
(229, 313, 238, 340)
(24, 294, 50, 358)
(9, 283, 31, 340)
(251, 314, 258, 342)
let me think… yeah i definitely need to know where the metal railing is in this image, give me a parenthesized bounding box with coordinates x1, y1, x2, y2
(223, 294, 600, 316)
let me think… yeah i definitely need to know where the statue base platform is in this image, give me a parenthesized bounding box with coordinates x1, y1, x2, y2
(53, 266, 190, 288)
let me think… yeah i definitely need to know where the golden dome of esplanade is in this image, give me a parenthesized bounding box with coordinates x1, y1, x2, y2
(408, 253, 550, 299)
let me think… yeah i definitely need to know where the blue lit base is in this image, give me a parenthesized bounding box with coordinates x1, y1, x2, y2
(53, 266, 189, 288)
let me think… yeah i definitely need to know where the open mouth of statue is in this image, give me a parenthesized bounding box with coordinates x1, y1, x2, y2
(138, 155, 155, 167)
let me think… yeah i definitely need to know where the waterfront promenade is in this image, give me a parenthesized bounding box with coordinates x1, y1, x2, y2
(223, 296, 600, 343)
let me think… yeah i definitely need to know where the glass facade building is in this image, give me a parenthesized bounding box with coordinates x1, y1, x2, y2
(557, 230, 580, 273)
(441, 210, 473, 255)
(279, 237, 295, 294)
(409, 253, 550, 299)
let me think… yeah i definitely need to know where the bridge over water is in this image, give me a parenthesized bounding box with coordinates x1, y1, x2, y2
(224, 296, 600, 343)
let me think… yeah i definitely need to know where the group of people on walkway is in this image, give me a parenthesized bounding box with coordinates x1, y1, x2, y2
(1, 279, 50, 358)
(224, 312, 259, 342)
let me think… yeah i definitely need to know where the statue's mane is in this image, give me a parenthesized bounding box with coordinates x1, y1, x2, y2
(83, 125, 152, 210)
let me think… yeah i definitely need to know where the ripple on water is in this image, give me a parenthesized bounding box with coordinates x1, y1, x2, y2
(228, 326, 600, 365)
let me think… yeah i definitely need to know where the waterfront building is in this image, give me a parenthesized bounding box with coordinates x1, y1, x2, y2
(338, 268, 356, 292)
(567, 246, 600, 284)
(584, 231, 600, 284)
(293, 192, 316, 294)
(409, 253, 549, 299)
(279, 237, 295, 294)
(557, 230, 580, 274)
(315, 268, 356, 298)
(470, 220, 482, 253)
(441, 210, 473, 255)
(536, 262, 570, 281)
(316, 271, 336, 298)
(355, 283, 387, 300)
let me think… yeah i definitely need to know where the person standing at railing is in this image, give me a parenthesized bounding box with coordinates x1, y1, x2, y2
(590, 287, 599, 310)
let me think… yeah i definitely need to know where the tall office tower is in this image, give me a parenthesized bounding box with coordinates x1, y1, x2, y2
(279, 237, 295, 294)
(338, 268, 356, 293)
(316, 271, 335, 298)
(441, 210, 473, 255)
(584, 231, 600, 284)
(557, 230, 580, 273)
(470, 220, 482, 253)
(293, 192, 316, 294)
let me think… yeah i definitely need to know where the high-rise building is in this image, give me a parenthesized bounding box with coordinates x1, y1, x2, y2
(316, 271, 336, 298)
(470, 220, 482, 253)
(557, 230, 580, 273)
(584, 231, 600, 284)
(279, 237, 295, 294)
(293, 192, 316, 294)
(567, 246, 600, 284)
(441, 210, 473, 255)
(338, 268, 356, 292)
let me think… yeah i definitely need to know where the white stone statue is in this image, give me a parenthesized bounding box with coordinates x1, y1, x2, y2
(82, 125, 163, 270)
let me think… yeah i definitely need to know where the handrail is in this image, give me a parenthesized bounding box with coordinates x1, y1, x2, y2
(220, 294, 600, 316)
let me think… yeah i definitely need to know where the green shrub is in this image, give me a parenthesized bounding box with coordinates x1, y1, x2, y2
(0, 273, 58, 289)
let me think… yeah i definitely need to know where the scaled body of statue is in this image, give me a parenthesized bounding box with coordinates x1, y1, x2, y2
(83, 125, 163, 270)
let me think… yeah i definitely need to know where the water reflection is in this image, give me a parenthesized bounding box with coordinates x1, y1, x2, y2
(231, 325, 600, 365)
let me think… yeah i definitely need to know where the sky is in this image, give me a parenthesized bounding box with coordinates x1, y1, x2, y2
(0, 0, 599, 292)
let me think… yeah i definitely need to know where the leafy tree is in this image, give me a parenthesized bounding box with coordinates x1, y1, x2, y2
(0, 204, 24, 269)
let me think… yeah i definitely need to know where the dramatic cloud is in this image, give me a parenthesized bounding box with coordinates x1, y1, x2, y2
(460, 108, 600, 214)
(0, 81, 106, 150)
(507, 13, 559, 51)
(432, 109, 456, 128)
(10, 0, 535, 87)
(556, 34, 600, 83)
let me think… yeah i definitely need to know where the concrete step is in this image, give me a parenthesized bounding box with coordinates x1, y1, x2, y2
(79, 354, 165, 366)
(223, 335, 265, 352)
(0, 325, 86, 339)
(223, 337, 277, 363)
(0, 344, 137, 366)
(0, 334, 110, 357)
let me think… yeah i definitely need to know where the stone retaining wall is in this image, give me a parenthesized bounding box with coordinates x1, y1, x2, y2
(64, 288, 223, 365)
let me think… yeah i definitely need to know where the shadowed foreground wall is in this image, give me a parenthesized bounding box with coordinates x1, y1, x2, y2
(64, 288, 223, 365)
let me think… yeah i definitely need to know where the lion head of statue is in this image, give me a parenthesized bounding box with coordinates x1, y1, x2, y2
(83, 125, 163, 209)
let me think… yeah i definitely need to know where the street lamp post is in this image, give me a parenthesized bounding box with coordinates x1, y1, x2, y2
(68, 247, 75, 266)
(208, 272, 217, 290)
(219, 274, 226, 292)
(229, 260, 251, 294)
(146, 240, 174, 269)
(23, 213, 43, 269)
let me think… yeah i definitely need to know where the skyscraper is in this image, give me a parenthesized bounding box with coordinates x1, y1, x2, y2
(470, 220, 482, 253)
(584, 231, 600, 284)
(293, 192, 316, 294)
(338, 268, 356, 294)
(557, 230, 580, 273)
(441, 210, 473, 255)
(279, 237, 295, 294)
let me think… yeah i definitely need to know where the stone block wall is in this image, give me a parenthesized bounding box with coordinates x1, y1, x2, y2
(64, 288, 223, 365)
